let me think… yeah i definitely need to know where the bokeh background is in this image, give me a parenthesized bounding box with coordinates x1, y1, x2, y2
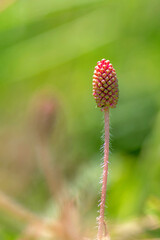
(0, 0, 160, 239)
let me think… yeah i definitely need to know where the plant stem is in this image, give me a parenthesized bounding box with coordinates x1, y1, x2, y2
(0, 191, 62, 237)
(97, 109, 110, 240)
(0, 190, 41, 223)
(35, 138, 63, 200)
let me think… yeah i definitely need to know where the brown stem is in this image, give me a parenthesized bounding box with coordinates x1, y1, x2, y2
(0, 191, 41, 223)
(97, 109, 110, 240)
(0, 191, 63, 238)
(35, 139, 63, 199)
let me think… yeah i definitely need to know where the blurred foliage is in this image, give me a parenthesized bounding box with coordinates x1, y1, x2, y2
(0, 0, 160, 239)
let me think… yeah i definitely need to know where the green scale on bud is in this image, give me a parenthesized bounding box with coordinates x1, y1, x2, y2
(93, 59, 119, 111)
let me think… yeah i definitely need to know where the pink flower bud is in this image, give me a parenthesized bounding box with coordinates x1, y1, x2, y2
(93, 59, 119, 111)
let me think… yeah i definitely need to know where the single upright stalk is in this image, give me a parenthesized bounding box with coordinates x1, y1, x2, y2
(97, 109, 110, 240)
(93, 58, 119, 239)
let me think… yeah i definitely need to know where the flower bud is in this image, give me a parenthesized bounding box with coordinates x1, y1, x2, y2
(30, 92, 58, 140)
(93, 59, 119, 110)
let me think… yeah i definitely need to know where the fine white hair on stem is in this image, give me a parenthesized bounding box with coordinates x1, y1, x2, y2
(93, 59, 119, 240)
(97, 110, 110, 240)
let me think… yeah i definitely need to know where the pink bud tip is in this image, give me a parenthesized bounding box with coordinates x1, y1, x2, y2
(92, 59, 119, 111)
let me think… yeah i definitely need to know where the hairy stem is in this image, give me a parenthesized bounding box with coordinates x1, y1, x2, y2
(97, 109, 110, 240)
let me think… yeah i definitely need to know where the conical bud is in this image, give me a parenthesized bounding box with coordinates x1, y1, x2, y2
(93, 59, 119, 111)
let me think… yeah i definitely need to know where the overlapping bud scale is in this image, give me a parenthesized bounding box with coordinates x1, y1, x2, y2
(93, 59, 119, 111)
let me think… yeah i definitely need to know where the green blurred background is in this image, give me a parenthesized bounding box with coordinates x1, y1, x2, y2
(0, 0, 160, 239)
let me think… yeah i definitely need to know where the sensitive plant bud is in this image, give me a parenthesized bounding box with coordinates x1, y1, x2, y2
(93, 59, 119, 111)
